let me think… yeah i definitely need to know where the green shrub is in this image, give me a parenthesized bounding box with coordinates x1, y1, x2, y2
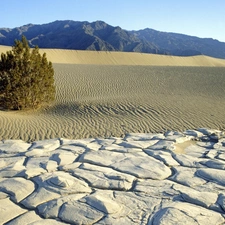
(0, 36, 55, 110)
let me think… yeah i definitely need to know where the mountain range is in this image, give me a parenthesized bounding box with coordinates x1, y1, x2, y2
(0, 20, 225, 59)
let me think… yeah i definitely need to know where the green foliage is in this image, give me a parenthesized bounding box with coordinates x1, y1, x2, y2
(0, 36, 55, 110)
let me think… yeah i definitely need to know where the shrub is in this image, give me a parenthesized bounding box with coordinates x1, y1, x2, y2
(0, 36, 55, 110)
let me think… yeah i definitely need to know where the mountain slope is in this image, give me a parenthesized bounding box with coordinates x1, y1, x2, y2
(0, 20, 225, 58)
(0, 20, 163, 54)
(131, 28, 225, 58)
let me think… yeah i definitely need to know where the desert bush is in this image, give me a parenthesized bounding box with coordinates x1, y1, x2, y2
(0, 36, 55, 110)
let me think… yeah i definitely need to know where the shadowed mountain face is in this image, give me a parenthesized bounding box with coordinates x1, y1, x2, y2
(131, 29, 225, 58)
(0, 20, 225, 58)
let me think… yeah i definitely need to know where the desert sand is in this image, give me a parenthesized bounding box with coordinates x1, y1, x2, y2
(2, 45, 225, 66)
(0, 46, 225, 141)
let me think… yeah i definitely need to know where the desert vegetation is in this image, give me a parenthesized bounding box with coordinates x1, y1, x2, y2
(0, 36, 55, 110)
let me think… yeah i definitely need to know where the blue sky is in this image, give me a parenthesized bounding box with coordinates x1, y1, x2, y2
(1, 0, 225, 42)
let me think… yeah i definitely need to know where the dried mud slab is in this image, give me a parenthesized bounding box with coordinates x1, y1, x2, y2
(0, 128, 225, 224)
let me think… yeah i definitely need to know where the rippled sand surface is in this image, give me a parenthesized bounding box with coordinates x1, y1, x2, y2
(0, 64, 225, 142)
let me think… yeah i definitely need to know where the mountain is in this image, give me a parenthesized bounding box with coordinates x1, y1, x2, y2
(0, 20, 225, 59)
(131, 29, 225, 58)
(0, 20, 164, 54)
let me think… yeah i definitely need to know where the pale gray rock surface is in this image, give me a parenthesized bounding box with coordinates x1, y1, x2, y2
(151, 207, 198, 225)
(0, 140, 31, 154)
(150, 201, 224, 225)
(6, 211, 43, 225)
(0, 197, 27, 224)
(169, 166, 207, 187)
(0, 177, 35, 202)
(1, 128, 225, 224)
(64, 162, 135, 190)
(28, 219, 67, 225)
(196, 167, 225, 185)
(80, 150, 171, 179)
(37, 194, 87, 219)
(59, 200, 104, 224)
(0, 156, 26, 178)
(144, 149, 180, 166)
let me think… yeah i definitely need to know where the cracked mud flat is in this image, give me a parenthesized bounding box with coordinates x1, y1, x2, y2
(1, 128, 225, 224)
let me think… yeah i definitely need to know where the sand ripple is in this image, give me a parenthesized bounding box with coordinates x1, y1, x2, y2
(0, 65, 225, 141)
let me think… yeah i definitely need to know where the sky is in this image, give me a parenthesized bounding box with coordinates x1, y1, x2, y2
(1, 0, 225, 42)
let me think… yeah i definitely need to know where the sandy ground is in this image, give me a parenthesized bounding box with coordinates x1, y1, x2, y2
(0, 46, 225, 141)
(1, 45, 225, 66)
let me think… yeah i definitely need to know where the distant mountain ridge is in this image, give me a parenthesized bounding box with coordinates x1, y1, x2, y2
(0, 20, 225, 59)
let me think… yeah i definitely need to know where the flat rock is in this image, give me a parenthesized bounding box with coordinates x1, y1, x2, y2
(80, 150, 171, 179)
(196, 141, 214, 148)
(183, 129, 204, 138)
(101, 143, 143, 153)
(6, 211, 43, 225)
(199, 158, 225, 170)
(198, 128, 223, 136)
(151, 207, 198, 225)
(0, 156, 26, 178)
(78, 149, 120, 166)
(148, 140, 175, 151)
(25, 157, 48, 178)
(59, 200, 104, 224)
(59, 144, 86, 154)
(37, 194, 87, 219)
(173, 184, 218, 208)
(206, 149, 219, 159)
(165, 133, 192, 143)
(44, 160, 58, 172)
(81, 190, 122, 214)
(144, 149, 180, 166)
(0, 177, 35, 203)
(0, 191, 8, 199)
(22, 170, 91, 209)
(183, 144, 207, 157)
(1, 129, 225, 224)
(60, 138, 94, 147)
(133, 179, 180, 197)
(196, 168, 225, 185)
(217, 152, 225, 161)
(65, 162, 135, 190)
(21, 187, 61, 209)
(32, 171, 91, 195)
(120, 139, 159, 149)
(49, 150, 77, 166)
(29, 139, 60, 152)
(173, 154, 205, 168)
(124, 132, 165, 141)
(0, 197, 27, 224)
(170, 166, 207, 187)
(113, 191, 160, 224)
(0, 140, 31, 154)
(27, 219, 67, 225)
(151, 201, 224, 225)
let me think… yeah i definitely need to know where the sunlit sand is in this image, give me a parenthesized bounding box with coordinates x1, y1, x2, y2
(0, 46, 225, 141)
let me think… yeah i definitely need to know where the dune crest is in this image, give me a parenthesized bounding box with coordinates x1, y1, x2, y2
(1, 45, 225, 66)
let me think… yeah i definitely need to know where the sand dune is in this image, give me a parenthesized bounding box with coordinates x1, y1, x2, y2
(1, 45, 225, 66)
(0, 46, 225, 141)
(0, 62, 225, 141)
